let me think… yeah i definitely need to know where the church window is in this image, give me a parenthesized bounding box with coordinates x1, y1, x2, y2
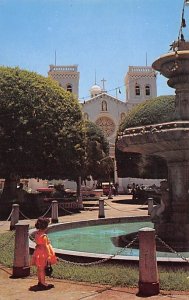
(95, 116, 115, 137)
(145, 85, 150, 96)
(135, 84, 140, 96)
(66, 84, 72, 93)
(120, 112, 126, 121)
(101, 100, 107, 111)
(84, 113, 89, 120)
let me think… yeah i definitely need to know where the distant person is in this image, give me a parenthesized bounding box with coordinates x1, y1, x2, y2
(52, 184, 66, 199)
(60, 184, 66, 196)
(112, 185, 116, 196)
(108, 184, 113, 199)
(31, 217, 57, 290)
(114, 182, 119, 195)
(131, 183, 136, 200)
(135, 184, 141, 200)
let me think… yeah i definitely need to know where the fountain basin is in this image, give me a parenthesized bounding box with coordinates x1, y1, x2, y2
(29, 216, 189, 263)
(152, 50, 189, 80)
(117, 120, 189, 161)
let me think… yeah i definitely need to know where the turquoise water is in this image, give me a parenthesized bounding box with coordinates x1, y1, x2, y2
(48, 221, 151, 257)
(48, 222, 189, 259)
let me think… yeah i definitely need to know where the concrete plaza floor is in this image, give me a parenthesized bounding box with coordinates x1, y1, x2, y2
(0, 195, 189, 300)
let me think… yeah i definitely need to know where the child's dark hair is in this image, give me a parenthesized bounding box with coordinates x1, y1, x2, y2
(35, 217, 50, 230)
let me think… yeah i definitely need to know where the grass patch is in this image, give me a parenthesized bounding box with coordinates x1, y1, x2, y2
(52, 262, 138, 287)
(159, 266, 189, 291)
(0, 231, 189, 291)
(0, 231, 15, 267)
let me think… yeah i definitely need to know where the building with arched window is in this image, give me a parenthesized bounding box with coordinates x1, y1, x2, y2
(101, 100, 108, 111)
(125, 66, 157, 110)
(48, 64, 158, 192)
(66, 84, 73, 93)
(135, 84, 141, 96)
(2, 65, 158, 194)
(48, 65, 79, 97)
(145, 84, 151, 96)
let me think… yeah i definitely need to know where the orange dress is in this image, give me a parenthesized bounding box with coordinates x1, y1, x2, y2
(31, 230, 57, 268)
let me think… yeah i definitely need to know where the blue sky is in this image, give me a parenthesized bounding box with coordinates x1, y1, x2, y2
(0, 0, 186, 101)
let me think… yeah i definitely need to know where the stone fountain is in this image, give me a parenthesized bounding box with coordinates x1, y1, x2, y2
(117, 40, 189, 250)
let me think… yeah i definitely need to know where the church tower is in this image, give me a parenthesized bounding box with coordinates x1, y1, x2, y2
(125, 66, 157, 110)
(48, 65, 80, 98)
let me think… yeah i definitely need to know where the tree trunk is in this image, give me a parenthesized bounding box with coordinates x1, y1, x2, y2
(76, 176, 83, 210)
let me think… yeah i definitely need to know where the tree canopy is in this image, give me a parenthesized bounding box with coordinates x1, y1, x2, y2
(0, 66, 84, 181)
(116, 95, 175, 179)
(119, 95, 175, 132)
(73, 121, 114, 183)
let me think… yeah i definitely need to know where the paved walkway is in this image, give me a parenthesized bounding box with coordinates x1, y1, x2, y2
(0, 195, 189, 300)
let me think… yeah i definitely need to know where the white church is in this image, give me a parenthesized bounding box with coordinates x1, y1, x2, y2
(47, 64, 161, 192)
(0, 64, 163, 193)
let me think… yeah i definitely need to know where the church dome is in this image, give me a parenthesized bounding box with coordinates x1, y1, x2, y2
(90, 84, 102, 97)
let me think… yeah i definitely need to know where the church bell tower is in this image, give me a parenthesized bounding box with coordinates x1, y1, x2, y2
(48, 64, 80, 98)
(125, 66, 157, 110)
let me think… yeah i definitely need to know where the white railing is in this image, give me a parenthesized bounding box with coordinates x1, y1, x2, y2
(128, 66, 154, 73)
(49, 65, 78, 72)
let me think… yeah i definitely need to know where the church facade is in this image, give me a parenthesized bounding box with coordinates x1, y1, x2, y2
(48, 64, 159, 192)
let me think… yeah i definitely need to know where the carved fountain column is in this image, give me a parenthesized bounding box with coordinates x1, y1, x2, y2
(152, 42, 189, 247)
(117, 41, 189, 249)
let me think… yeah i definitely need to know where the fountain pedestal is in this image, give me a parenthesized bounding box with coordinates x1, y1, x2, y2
(155, 160, 189, 250)
(153, 41, 189, 250)
(117, 41, 189, 250)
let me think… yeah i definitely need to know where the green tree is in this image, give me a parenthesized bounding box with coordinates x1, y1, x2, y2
(84, 121, 113, 181)
(0, 66, 83, 202)
(70, 121, 114, 185)
(116, 95, 175, 179)
(119, 95, 175, 131)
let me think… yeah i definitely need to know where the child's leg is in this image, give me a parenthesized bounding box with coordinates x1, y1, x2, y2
(37, 267, 46, 285)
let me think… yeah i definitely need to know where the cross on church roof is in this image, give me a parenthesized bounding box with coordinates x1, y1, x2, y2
(101, 78, 107, 92)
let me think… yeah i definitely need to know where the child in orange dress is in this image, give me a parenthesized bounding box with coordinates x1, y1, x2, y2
(31, 217, 57, 290)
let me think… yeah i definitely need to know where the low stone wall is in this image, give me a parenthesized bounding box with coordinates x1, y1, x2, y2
(59, 201, 79, 210)
(81, 189, 103, 197)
